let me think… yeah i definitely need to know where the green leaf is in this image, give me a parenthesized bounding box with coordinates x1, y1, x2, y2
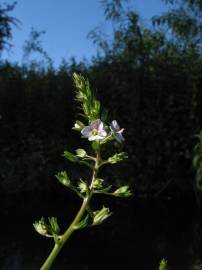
(76, 148, 87, 158)
(63, 151, 78, 162)
(113, 185, 132, 197)
(48, 217, 60, 235)
(55, 171, 70, 187)
(100, 133, 113, 145)
(108, 152, 128, 164)
(98, 185, 112, 193)
(74, 215, 89, 230)
(93, 206, 112, 226)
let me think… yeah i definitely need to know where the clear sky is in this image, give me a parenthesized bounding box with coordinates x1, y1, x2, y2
(2, 0, 168, 67)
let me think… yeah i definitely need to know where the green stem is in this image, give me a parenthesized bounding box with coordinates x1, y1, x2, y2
(39, 148, 100, 270)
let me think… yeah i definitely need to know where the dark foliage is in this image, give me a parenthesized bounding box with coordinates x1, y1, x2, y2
(0, 1, 19, 53)
(1, 0, 202, 199)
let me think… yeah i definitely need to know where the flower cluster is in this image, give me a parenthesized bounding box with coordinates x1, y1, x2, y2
(80, 119, 125, 143)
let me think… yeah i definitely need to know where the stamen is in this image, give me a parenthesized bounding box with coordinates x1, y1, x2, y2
(92, 129, 98, 136)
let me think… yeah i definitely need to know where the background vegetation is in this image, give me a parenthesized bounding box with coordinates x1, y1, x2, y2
(1, 1, 202, 269)
(1, 0, 202, 199)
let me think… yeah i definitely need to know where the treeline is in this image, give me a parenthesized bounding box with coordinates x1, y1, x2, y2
(1, 0, 202, 197)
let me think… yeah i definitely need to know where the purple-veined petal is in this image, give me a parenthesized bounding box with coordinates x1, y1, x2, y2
(81, 126, 93, 138)
(90, 119, 101, 130)
(96, 135, 106, 140)
(116, 132, 125, 142)
(88, 132, 107, 141)
(97, 121, 104, 132)
(111, 120, 120, 131)
(110, 120, 125, 143)
(98, 129, 107, 138)
(118, 128, 124, 135)
(82, 119, 107, 141)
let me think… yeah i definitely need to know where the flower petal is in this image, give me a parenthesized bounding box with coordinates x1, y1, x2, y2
(98, 129, 107, 138)
(95, 135, 106, 140)
(88, 135, 97, 141)
(90, 119, 101, 130)
(111, 120, 120, 131)
(116, 132, 125, 142)
(81, 126, 92, 138)
(97, 121, 104, 132)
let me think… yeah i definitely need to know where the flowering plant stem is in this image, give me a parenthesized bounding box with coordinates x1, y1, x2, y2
(40, 149, 100, 270)
(34, 73, 131, 270)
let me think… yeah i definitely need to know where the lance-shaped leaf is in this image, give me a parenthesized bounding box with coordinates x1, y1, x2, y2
(48, 217, 60, 235)
(63, 151, 78, 162)
(33, 217, 50, 237)
(73, 215, 89, 230)
(76, 148, 87, 158)
(55, 171, 70, 187)
(100, 133, 113, 145)
(94, 185, 112, 194)
(108, 152, 128, 164)
(113, 185, 132, 197)
(93, 206, 112, 226)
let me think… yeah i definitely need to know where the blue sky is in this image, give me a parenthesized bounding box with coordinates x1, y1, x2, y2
(2, 0, 168, 67)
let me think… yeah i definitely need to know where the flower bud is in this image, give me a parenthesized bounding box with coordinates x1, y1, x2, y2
(108, 152, 128, 164)
(78, 180, 89, 194)
(93, 206, 112, 226)
(113, 185, 132, 197)
(159, 259, 168, 270)
(72, 120, 85, 131)
(76, 148, 86, 158)
(55, 171, 70, 187)
(93, 178, 104, 189)
(33, 218, 49, 237)
(63, 151, 78, 162)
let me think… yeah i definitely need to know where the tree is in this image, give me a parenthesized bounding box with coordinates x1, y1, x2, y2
(153, 0, 202, 49)
(22, 28, 53, 68)
(0, 1, 19, 55)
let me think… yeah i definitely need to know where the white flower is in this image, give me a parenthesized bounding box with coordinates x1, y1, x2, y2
(110, 120, 125, 143)
(81, 119, 107, 141)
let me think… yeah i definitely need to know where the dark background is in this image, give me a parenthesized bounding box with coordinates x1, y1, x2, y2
(1, 1, 202, 269)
